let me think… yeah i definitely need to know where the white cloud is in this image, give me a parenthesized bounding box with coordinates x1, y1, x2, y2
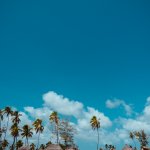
(43, 91, 84, 117)
(23, 91, 113, 146)
(106, 99, 133, 116)
(146, 97, 150, 104)
(106, 99, 122, 109)
(3, 91, 150, 150)
(24, 106, 52, 121)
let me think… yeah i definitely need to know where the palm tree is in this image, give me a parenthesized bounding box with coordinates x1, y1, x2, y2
(16, 140, 23, 150)
(39, 144, 45, 149)
(30, 143, 36, 150)
(90, 116, 100, 150)
(10, 123, 20, 149)
(3, 107, 13, 139)
(1, 139, 9, 149)
(108, 145, 115, 150)
(133, 130, 148, 149)
(33, 119, 44, 149)
(12, 111, 22, 125)
(49, 111, 59, 144)
(21, 125, 33, 146)
(129, 132, 136, 148)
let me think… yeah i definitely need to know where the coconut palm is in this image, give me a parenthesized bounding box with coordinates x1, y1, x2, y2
(33, 119, 44, 149)
(16, 140, 23, 150)
(10, 123, 20, 149)
(3, 107, 13, 139)
(133, 130, 148, 149)
(49, 111, 59, 144)
(39, 144, 45, 149)
(12, 111, 22, 125)
(108, 145, 115, 150)
(90, 116, 100, 150)
(105, 144, 108, 150)
(30, 143, 36, 150)
(21, 125, 33, 146)
(1, 139, 9, 149)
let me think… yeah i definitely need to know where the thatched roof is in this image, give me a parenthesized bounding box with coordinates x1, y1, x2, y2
(45, 144, 63, 150)
(122, 145, 132, 150)
(142, 147, 150, 150)
(18, 146, 30, 150)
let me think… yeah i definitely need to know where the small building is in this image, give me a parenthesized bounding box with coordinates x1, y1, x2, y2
(45, 144, 63, 150)
(142, 147, 150, 150)
(18, 146, 30, 150)
(122, 145, 133, 150)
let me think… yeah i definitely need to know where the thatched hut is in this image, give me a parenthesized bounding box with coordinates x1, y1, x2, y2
(45, 144, 63, 150)
(142, 147, 150, 150)
(122, 145, 133, 150)
(18, 146, 30, 150)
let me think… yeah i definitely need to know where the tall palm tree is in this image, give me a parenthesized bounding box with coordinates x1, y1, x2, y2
(105, 144, 108, 150)
(33, 119, 44, 149)
(3, 107, 13, 139)
(21, 125, 33, 146)
(90, 116, 100, 150)
(10, 123, 20, 149)
(108, 145, 115, 150)
(12, 111, 22, 125)
(49, 111, 59, 144)
(30, 143, 36, 150)
(1, 139, 9, 149)
(16, 140, 23, 150)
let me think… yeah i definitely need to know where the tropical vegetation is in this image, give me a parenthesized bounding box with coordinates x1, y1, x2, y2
(0, 106, 150, 150)
(0, 107, 77, 150)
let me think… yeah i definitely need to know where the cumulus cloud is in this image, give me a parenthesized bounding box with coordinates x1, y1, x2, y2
(24, 106, 52, 121)
(22, 91, 113, 147)
(43, 91, 84, 117)
(106, 99, 133, 116)
(3, 91, 150, 149)
(106, 99, 122, 109)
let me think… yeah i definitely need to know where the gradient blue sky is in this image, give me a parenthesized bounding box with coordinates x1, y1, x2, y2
(0, 0, 150, 149)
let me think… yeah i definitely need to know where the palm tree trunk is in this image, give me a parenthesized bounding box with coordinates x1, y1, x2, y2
(15, 137, 18, 150)
(27, 137, 29, 145)
(4, 116, 9, 139)
(56, 124, 59, 144)
(97, 128, 99, 150)
(133, 139, 136, 149)
(0, 118, 1, 131)
(37, 132, 40, 149)
(12, 136, 16, 149)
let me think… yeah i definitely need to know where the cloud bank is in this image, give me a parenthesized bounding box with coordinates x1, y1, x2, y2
(3, 92, 150, 149)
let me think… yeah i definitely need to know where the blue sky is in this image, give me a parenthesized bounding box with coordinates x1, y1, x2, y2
(0, 0, 150, 149)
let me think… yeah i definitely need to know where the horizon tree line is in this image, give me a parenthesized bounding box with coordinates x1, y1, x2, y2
(0, 107, 77, 150)
(1, 106, 149, 150)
